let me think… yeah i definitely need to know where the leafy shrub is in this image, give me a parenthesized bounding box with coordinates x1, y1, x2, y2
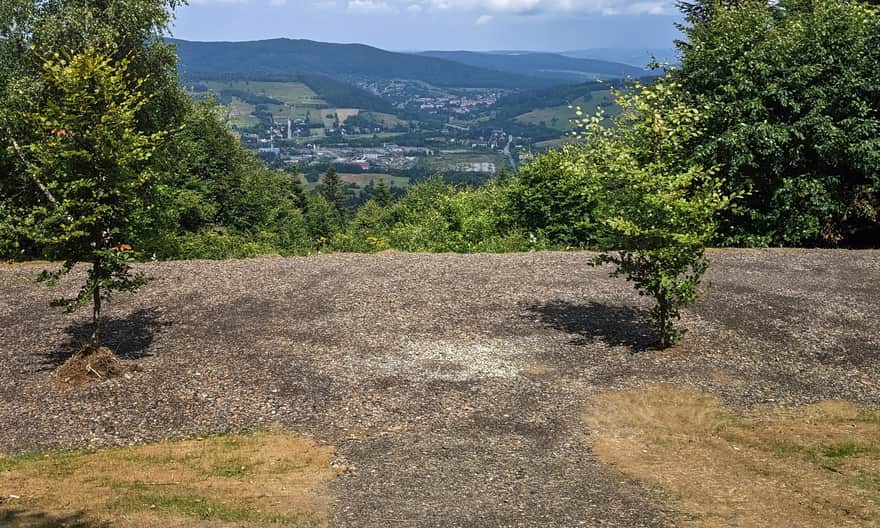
(674, 0, 880, 246)
(571, 79, 739, 347)
(505, 147, 602, 247)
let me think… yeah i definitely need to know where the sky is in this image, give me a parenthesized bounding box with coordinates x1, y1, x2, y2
(171, 0, 683, 51)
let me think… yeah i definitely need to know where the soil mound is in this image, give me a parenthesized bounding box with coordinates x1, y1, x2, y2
(51, 346, 141, 389)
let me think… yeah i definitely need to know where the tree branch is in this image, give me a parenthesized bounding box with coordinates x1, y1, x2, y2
(8, 135, 62, 207)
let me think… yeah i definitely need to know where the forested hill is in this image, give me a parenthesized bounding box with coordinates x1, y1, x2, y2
(171, 38, 554, 89)
(417, 51, 649, 82)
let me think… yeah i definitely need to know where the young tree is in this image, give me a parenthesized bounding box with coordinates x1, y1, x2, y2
(373, 177, 394, 208)
(319, 165, 348, 214)
(1, 0, 189, 260)
(16, 46, 170, 350)
(570, 79, 739, 348)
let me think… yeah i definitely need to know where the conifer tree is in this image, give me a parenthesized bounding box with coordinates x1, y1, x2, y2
(373, 177, 394, 208)
(319, 165, 348, 216)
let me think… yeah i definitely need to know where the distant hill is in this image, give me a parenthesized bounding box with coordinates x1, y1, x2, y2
(561, 48, 679, 68)
(417, 51, 648, 82)
(171, 38, 554, 89)
(494, 80, 621, 120)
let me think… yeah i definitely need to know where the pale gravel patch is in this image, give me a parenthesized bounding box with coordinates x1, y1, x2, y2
(395, 339, 527, 381)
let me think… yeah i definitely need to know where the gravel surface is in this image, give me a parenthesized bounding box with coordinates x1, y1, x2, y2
(1, 250, 878, 527)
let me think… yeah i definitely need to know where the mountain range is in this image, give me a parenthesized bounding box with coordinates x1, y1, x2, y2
(416, 50, 648, 83)
(172, 38, 649, 89)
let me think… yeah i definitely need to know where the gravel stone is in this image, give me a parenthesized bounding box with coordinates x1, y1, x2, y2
(1, 249, 878, 527)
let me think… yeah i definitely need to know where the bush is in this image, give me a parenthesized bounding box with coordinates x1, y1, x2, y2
(506, 147, 602, 247)
(571, 79, 739, 347)
(329, 177, 545, 254)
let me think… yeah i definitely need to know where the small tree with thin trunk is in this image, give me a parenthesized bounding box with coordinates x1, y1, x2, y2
(569, 78, 739, 348)
(15, 46, 169, 351)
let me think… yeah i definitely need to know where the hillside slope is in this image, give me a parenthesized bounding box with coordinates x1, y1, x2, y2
(172, 38, 554, 89)
(418, 50, 648, 81)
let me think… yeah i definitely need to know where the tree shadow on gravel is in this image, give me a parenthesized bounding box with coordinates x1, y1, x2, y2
(43, 308, 171, 369)
(528, 301, 658, 352)
(0, 508, 110, 528)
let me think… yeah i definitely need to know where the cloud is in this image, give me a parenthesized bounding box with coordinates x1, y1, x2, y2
(419, 0, 674, 15)
(347, 0, 397, 13)
(187, 0, 674, 15)
(188, 0, 249, 4)
(476, 14, 493, 24)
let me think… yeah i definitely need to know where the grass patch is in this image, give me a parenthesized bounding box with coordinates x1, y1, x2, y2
(0, 432, 337, 527)
(586, 384, 880, 528)
(823, 443, 874, 459)
(515, 90, 616, 132)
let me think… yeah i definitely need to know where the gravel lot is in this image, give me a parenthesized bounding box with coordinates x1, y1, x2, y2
(1, 250, 878, 527)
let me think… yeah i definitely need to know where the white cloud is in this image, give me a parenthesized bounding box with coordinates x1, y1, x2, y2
(476, 14, 493, 24)
(188, 0, 249, 4)
(417, 0, 673, 15)
(187, 0, 673, 15)
(347, 0, 397, 13)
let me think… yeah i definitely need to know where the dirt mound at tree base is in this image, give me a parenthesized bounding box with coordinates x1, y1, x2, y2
(51, 346, 142, 389)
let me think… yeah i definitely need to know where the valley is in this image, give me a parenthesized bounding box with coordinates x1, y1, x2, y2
(176, 38, 654, 193)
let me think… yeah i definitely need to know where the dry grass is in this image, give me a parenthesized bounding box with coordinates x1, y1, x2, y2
(586, 384, 880, 528)
(0, 431, 337, 527)
(335, 108, 360, 124)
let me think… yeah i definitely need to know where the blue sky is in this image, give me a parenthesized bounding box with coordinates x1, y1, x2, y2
(172, 0, 683, 51)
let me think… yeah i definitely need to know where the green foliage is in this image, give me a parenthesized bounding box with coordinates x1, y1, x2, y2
(15, 46, 170, 347)
(142, 99, 312, 259)
(1, 0, 188, 261)
(330, 177, 544, 254)
(505, 146, 602, 247)
(674, 0, 880, 246)
(318, 166, 349, 219)
(373, 177, 394, 208)
(571, 79, 738, 347)
(305, 194, 344, 248)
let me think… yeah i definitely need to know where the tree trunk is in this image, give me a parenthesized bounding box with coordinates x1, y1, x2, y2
(90, 261, 101, 350)
(657, 290, 672, 349)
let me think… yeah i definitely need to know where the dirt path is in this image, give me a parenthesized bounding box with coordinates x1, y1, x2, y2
(1, 250, 878, 526)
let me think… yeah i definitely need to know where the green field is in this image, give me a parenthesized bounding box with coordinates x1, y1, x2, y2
(338, 173, 410, 188)
(224, 97, 259, 128)
(204, 80, 327, 106)
(514, 90, 615, 132)
(203, 80, 332, 124)
(360, 112, 410, 128)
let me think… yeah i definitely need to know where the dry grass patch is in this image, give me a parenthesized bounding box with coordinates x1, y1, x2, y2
(586, 384, 880, 528)
(0, 431, 338, 527)
(334, 108, 360, 124)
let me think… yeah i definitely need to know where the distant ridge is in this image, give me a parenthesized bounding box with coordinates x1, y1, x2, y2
(417, 50, 648, 82)
(171, 38, 556, 89)
(561, 48, 679, 68)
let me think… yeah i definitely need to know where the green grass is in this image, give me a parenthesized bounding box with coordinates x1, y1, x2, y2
(822, 443, 875, 458)
(360, 111, 409, 128)
(204, 81, 327, 107)
(209, 456, 256, 478)
(515, 90, 616, 132)
(111, 490, 307, 524)
(2, 432, 335, 527)
(225, 97, 259, 128)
